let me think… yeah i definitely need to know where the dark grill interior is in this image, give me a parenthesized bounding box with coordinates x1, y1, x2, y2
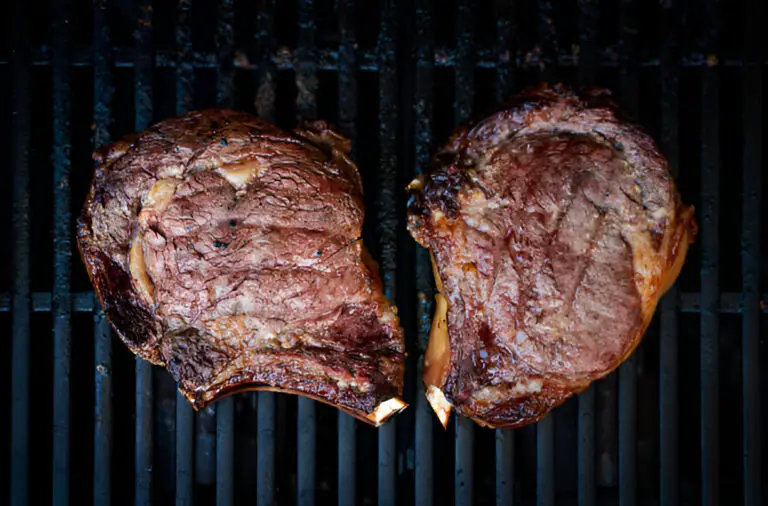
(4, 0, 767, 505)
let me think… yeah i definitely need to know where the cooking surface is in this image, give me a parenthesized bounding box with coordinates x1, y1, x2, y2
(3, 1, 767, 505)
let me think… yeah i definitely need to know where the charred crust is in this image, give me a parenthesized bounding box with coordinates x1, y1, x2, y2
(77, 235, 162, 364)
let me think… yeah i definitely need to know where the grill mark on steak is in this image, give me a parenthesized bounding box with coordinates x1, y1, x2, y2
(407, 83, 696, 428)
(559, 145, 619, 325)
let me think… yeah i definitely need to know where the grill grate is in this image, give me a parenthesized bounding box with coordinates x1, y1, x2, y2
(5, 1, 766, 505)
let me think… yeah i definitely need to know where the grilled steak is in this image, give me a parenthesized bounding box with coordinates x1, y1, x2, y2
(407, 84, 696, 428)
(77, 110, 406, 425)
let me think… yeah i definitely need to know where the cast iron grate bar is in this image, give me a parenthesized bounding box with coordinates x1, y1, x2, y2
(535, 3, 556, 505)
(257, 389, 276, 506)
(253, 4, 278, 506)
(494, 1, 516, 504)
(700, 1, 720, 504)
(618, 1, 639, 505)
(578, 0, 599, 86)
(377, 1, 399, 504)
(337, 1, 358, 505)
(2, 46, 766, 71)
(577, 2, 599, 505)
(577, 388, 595, 506)
(537, 415, 554, 506)
(52, 0, 73, 504)
(537, 0, 557, 83)
(296, 393, 316, 506)
(741, 1, 762, 504)
(413, 0, 435, 504)
(495, 431, 514, 506)
(454, 2, 475, 505)
(295, 1, 318, 505)
(216, 0, 235, 109)
(92, 0, 113, 504)
(10, 1, 31, 505)
(174, 2, 195, 505)
(215, 397, 234, 506)
(134, 1, 155, 504)
(214, 3, 236, 506)
(659, 2, 681, 506)
(495, 0, 515, 103)
(93, 306, 113, 506)
(176, 0, 194, 114)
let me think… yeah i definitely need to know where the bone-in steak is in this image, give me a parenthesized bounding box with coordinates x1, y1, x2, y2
(407, 84, 696, 428)
(77, 110, 406, 425)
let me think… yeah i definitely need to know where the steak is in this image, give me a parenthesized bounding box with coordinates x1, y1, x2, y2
(407, 84, 696, 428)
(77, 110, 406, 426)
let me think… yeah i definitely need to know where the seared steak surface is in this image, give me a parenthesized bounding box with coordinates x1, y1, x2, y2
(78, 110, 405, 425)
(408, 84, 696, 428)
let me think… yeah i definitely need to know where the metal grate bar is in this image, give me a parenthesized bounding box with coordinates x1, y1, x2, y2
(495, 0, 515, 102)
(700, 1, 720, 504)
(377, 2, 399, 504)
(413, 0, 434, 504)
(134, 2, 155, 505)
(93, 309, 113, 506)
(253, 1, 278, 502)
(253, 3, 278, 506)
(337, 2, 358, 505)
(215, 396, 234, 506)
(174, 3, 195, 505)
(92, 0, 112, 157)
(92, 1, 113, 503)
(175, 387, 193, 504)
(495, 430, 514, 506)
(2, 46, 766, 71)
(257, 393, 276, 506)
(577, 3, 598, 505)
(454, 0, 475, 125)
(10, 1, 31, 505)
(618, 1, 639, 505)
(577, 385, 595, 506)
(52, 0, 73, 504)
(454, 3, 474, 505)
(537, 0, 557, 83)
(214, 3, 236, 505)
(216, 0, 235, 108)
(296, 3, 318, 505)
(295, 0, 318, 120)
(741, 1, 762, 504)
(176, 0, 194, 114)
(455, 417, 474, 506)
(134, 1, 154, 134)
(537, 415, 554, 506)
(494, 4, 515, 504)
(297, 398, 316, 506)
(659, 2, 680, 505)
(535, 3, 557, 504)
(578, 0, 599, 86)
(254, 0, 277, 121)
(595, 376, 617, 485)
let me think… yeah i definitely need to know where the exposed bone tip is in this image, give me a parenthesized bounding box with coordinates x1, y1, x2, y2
(426, 385, 452, 429)
(367, 397, 408, 426)
(407, 177, 424, 192)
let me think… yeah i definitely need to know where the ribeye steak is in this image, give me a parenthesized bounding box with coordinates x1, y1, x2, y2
(407, 84, 696, 428)
(78, 110, 406, 425)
